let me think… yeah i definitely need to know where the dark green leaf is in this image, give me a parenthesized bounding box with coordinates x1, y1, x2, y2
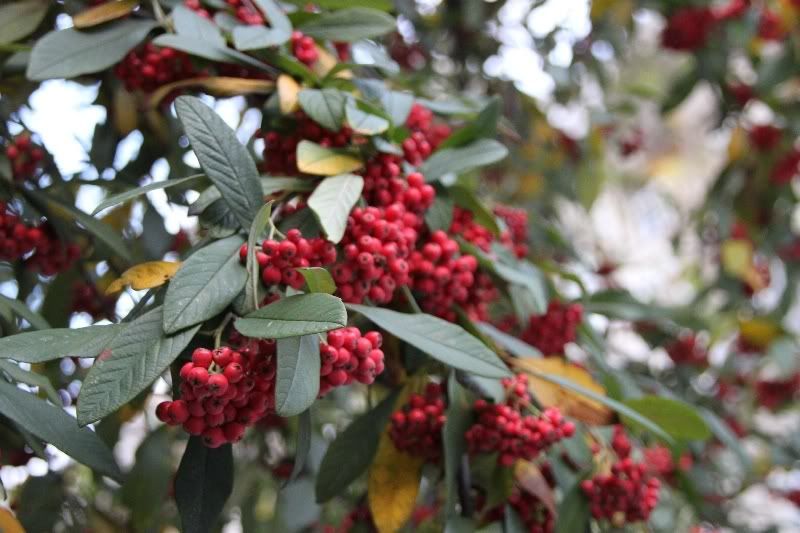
(275, 334, 320, 417)
(27, 19, 157, 80)
(0, 0, 49, 46)
(476, 322, 542, 358)
(450, 185, 500, 235)
(244, 202, 273, 315)
(77, 306, 200, 425)
(298, 89, 348, 132)
(92, 174, 204, 215)
(422, 139, 508, 182)
(307, 173, 363, 243)
(298, 8, 396, 42)
(622, 396, 711, 441)
(235, 293, 347, 339)
(176, 437, 234, 533)
(0, 379, 120, 479)
(555, 480, 590, 533)
(0, 324, 122, 362)
(288, 409, 312, 484)
(121, 428, 173, 532)
(438, 96, 500, 149)
(347, 304, 510, 378)
(0, 360, 60, 405)
(163, 235, 247, 333)
(175, 96, 263, 229)
(315, 390, 398, 502)
(443, 376, 473, 517)
(297, 267, 336, 294)
(0, 294, 50, 330)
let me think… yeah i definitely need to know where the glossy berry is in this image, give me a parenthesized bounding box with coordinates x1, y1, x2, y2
(114, 43, 198, 97)
(520, 301, 583, 356)
(5, 133, 45, 181)
(291, 31, 318, 66)
(389, 383, 445, 462)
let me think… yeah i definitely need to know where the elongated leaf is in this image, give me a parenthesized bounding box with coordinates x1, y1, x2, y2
(297, 267, 336, 294)
(0, 379, 120, 480)
(443, 377, 473, 517)
(308, 173, 363, 243)
(163, 235, 247, 333)
(92, 175, 204, 215)
(175, 96, 263, 229)
(152, 34, 230, 62)
(346, 102, 390, 134)
(148, 77, 275, 108)
(27, 19, 157, 80)
(172, 5, 225, 46)
(298, 89, 348, 132)
(316, 390, 399, 502)
(297, 140, 363, 176)
(0, 0, 49, 45)
(347, 304, 510, 378)
(477, 322, 542, 358)
(275, 335, 320, 417)
(555, 480, 590, 533)
(450, 185, 500, 235)
(244, 203, 273, 314)
(623, 396, 711, 441)
(380, 90, 414, 125)
(234, 293, 346, 339)
(0, 360, 60, 405)
(368, 426, 423, 533)
(121, 428, 173, 532)
(106, 260, 182, 294)
(176, 437, 233, 533)
(288, 409, 312, 484)
(77, 306, 200, 425)
(72, 0, 139, 29)
(0, 294, 50, 330)
(299, 8, 396, 42)
(233, 0, 291, 50)
(422, 139, 508, 182)
(0, 325, 122, 362)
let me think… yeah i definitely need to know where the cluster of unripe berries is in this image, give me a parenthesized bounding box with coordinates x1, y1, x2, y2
(0, 203, 80, 276)
(157, 343, 276, 447)
(291, 31, 318, 66)
(333, 204, 419, 304)
(389, 382, 445, 462)
(5, 133, 45, 181)
(665, 333, 708, 368)
(70, 281, 117, 320)
(318, 327, 385, 396)
(260, 113, 353, 175)
(114, 43, 197, 94)
(184, 0, 263, 25)
(465, 374, 575, 466)
(239, 228, 337, 290)
(408, 230, 494, 322)
(360, 155, 435, 218)
(520, 301, 583, 355)
(581, 425, 661, 526)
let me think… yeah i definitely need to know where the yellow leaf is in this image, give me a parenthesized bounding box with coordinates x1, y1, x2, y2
(101, 203, 132, 232)
(728, 126, 747, 162)
(106, 261, 182, 294)
(277, 74, 300, 115)
(368, 428, 423, 533)
(739, 317, 782, 350)
(296, 140, 362, 176)
(72, 0, 139, 28)
(0, 508, 25, 533)
(721, 239, 753, 279)
(514, 460, 555, 515)
(113, 85, 139, 136)
(311, 46, 351, 79)
(147, 77, 275, 108)
(512, 357, 613, 425)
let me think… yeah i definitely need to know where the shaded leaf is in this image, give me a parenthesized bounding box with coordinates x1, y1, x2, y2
(275, 335, 320, 417)
(176, 437, 234, 533)
(288, 409, 312, 484)
(0, 0, 49, 45)
(0, 294, 50, 330)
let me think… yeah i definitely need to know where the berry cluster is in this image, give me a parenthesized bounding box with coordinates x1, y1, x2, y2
(465, 374, 575, 466)
(755, 374, 800, 410)
(114, 43, 197, 94)
(449, 207, 519, 258)
(643, 445, 692, 482)
(333, 204, 418, 304)
(520, 301, 583, 356)
(408, 230, 494, 322)
(403, 104, 450, 165)
(259, 112, 353, 175)
(389, 382, 445, 462)
(665, 334, 708, 368)
(581, 426, 661, 526)
(319, 327, 385, 396)
(661, 7, 716, 51)
(361, 154, 435, 217)
(238, 228, 337, 290)
(157, 343, 277, 447)
(493, 204, 529, 258)
(0, 204, 80, 275)
(291, 31, 318, 66)
(5, 133, 45, 181)
(71, 281, 117, 320)
(184, 0, 263, 25)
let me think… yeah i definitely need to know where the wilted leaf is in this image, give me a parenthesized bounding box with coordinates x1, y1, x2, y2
(148, 77, 274, 108)
(514, 461, 555, 515)
(739, 317, 782, 350)
(72, 0, 139, 28)
(721, 239, 753, 278)
(297, 140, 362, 176)
(0, 508, 24, 533)
(278, 74, 301, 114)
(106, 261, 182, 294)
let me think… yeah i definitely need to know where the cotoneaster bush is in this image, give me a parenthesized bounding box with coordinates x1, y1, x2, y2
(0, 0, 795, 532)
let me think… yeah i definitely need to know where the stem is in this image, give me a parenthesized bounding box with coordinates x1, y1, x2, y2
(213, 313, 234, 348)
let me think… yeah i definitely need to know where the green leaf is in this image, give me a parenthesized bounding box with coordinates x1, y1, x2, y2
(0, 379, 120, 480)
(476, 322, 542, 358)
(176, 437, 234, 533)
(172, 4, 225, 46)
(346, 101, 390, 135)
(297, 267, 336, 294)
(299, 8, 396, 42)
(234, 293, 347, 339)
(0, 294, 50, 330)
(0, 360, 60, 405)
(622, 396, 711, 441)
(315, 390, 399, 502)
(0, 325, 123, 363)
(121, 428, 173, 532)
(421, 139, 508, 182)
(307, 173, 363, 243)
(233, 0, 292, 50)
(425, 194, 454, 232)
(27, 19, 157, 80)
(450, 185, 500, 235)
(175, 96, 263, 229)
(296, 140, 363, 176)
(243, 202, 273, 315)
(92, 174, 204, 215)
(555, 480, 590, 533)
(190, 176, 312, 217)
(163, 235, 247, 334)
(443, 376, 473, 517)
(288, 409, 312, 484)
(77, 306, 200, 426)
(288, 0, 392, 9)
(380, 90, 414, 126)
(438, 95, 500, 149)
(298, 89, 348, 132)
(347, 304, 510, 378)
(151, 34, 230, 62)
(275, 334, 320, 417)
(0, 0, 49, 46)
